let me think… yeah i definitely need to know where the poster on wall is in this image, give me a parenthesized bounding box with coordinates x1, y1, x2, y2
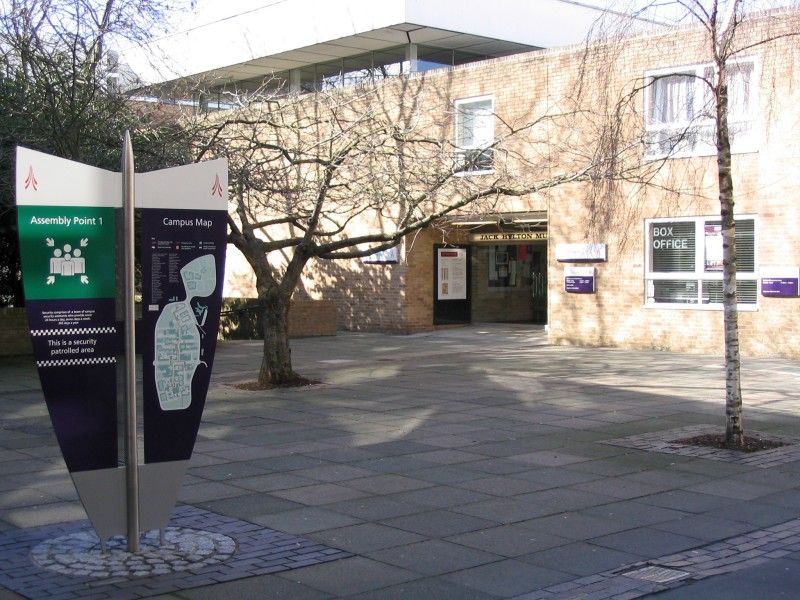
(437, 247, 467, 300)
(138, 161, 228, 464)
(15, 148, 121, 473)
(704, 223, 723, 271)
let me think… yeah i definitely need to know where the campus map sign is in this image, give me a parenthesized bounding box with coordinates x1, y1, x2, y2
(138, 165, 228, 464)
(16, 147, 227, 541)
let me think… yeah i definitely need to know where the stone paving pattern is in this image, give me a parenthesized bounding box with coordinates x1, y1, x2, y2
(602, 424, 800, 468)
(516, 517, 800, 599)
(0, 505, 350, 599)
(2, 325, 800, 599)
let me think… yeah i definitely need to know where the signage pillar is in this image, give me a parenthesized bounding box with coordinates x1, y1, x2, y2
(122, 132, 140, 552)
(16, 144, 227, 550)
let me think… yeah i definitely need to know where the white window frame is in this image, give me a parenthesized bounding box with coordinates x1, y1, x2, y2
(644, 58, 758, 160)
(454, 95, 495, 175)
(644, 214, 758, 310)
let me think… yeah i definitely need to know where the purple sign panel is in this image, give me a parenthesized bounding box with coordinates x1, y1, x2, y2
(565, 276, 595, 293)
(25, 298, 119, 471)
(140, 208, 227, 464)
(761, 278, 799, 298)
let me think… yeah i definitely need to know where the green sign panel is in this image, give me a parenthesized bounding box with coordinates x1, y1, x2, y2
(17, 206, 116, 300)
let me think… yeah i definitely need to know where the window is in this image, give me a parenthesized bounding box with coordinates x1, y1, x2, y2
(645, 59, 756, 158)
(455, 96, 494, 173)
(645, 216, 757, 308)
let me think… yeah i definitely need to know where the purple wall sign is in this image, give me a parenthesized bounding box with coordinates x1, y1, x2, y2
(565, 277, 595, 293)
(761, 278, 799, 297)
(137, 162, 228, 465)
(564, 267, 596, 294)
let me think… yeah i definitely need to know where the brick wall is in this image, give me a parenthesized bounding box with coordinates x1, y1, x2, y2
(543, 17, 800, 358)
(224, 11, 800, 358)
(288, 299, 338, 338)
(220, 297, 338, 339)
(403, 229, 437, 332)
(310, 255, 409, 333)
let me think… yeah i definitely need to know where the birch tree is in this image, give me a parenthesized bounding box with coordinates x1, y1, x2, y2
(603, 0, 800, 447)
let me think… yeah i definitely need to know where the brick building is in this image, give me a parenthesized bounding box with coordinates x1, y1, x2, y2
(146, 1, 800, 358)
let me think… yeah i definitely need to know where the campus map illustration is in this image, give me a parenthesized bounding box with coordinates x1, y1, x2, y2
(153, 254, 216, 411)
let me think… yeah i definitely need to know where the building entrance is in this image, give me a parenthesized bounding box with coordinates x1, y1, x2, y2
(433, 245, 471, 325)
(470, 243, 547, 324)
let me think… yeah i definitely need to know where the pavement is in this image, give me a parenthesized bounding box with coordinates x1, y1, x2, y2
(2, 323, 800, 599)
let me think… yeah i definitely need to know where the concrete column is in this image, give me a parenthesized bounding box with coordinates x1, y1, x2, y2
(406, 43, 419, 73)
(289, 69, 301, 93)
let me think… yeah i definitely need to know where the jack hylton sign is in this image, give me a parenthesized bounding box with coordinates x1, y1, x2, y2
(16, 147, 227, 542)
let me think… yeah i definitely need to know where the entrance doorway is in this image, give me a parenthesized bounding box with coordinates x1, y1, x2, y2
(470, 243, 547, 324)
(433, 245, 471, 325)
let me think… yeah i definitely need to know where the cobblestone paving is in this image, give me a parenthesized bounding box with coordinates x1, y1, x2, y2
(0, 505, 350, 600)
(31, 527, 237, 578)
(601, 424, 800, 468)
(514, 518, 800, 599)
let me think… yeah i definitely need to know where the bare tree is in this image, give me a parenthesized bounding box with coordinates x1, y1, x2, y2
(188, 72, 650, 386)
(597, 0, 800, 447)
(0, 0, 195, 304)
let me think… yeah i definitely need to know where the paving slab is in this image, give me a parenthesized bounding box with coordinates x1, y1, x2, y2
(342, 576, 497, 600)
(443, 558, 574, 597)
(176, 574, 332, 600)
(306, 523, 425, 553)
(250, 508, 362, 535)
(518, 512, 634, 540)
(380, 509, 496, 538)
(274, 556, 417, 597)
(366, 539, 501, 575)
(590, 527, 706, 558)
(519, 541, 641, 576)
(446, 525, 572, 557)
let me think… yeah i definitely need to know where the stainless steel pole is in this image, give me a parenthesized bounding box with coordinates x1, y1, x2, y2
(122, 131, 140, 552)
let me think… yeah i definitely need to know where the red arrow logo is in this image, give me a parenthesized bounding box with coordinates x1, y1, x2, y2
(24, 166, 38, 190)
(211, 174, 224, 197)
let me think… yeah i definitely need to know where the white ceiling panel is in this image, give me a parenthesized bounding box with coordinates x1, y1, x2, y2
(131, 0, 628, 87)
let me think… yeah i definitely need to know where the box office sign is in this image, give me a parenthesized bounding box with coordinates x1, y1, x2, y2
(16, 146, 227, 542)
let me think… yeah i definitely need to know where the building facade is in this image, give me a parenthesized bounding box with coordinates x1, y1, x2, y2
(183, 4, 799, 358)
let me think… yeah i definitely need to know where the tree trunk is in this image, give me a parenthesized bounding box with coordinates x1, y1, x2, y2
(257, 292, 298, 385)
(716, 73, 744, 448)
